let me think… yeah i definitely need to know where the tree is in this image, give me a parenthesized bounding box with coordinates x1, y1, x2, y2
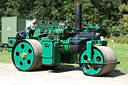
(29, 0, 54, 19)
(88, 0, 122, 36)
(4, 0, 35, 17)
(2, 0, 124, 36)
(0, 0, 8, 18)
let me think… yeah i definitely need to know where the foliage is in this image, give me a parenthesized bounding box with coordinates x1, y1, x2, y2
(118, 1, 128, 37)
(119, 4, 128, 12)
(0, 0, 126, 37)
(105, 35, 128, 44)
(0, 0, 8, 19)
(4, 0, 35, 17)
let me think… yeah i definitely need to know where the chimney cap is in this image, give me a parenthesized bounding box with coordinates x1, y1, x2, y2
(74, 1, 82, 5)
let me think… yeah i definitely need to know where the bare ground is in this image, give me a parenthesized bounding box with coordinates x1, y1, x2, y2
(0, 63, 128, 85)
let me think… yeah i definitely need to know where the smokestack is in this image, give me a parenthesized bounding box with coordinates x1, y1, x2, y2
(74, 1, 82, 35)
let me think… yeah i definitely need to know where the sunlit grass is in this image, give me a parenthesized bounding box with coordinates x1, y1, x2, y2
(0, 50, 12, 63)
(108, 43, 128, 73)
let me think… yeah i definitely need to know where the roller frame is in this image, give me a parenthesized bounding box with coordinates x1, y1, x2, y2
(77, 61, 120, 65)
(85, 40, 107, 63)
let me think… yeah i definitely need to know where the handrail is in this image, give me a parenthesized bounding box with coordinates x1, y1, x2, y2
(36, 26, 59, 28)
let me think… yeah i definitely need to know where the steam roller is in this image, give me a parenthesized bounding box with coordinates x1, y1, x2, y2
(7, 1, 119, 76)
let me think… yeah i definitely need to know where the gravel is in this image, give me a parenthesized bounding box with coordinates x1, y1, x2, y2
(0, 63, 128, 85)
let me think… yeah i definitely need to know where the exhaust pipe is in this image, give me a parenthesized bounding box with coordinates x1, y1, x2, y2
(74, 1, 82, 35)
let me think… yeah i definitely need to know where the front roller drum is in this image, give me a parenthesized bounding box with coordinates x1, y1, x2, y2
(12, 39, 42, 71)
(79, 46, 117, 76)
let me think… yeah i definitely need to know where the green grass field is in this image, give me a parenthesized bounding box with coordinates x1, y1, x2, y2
(0, 51, 12, 63)
(108, 43, 128, 73)
(0, 43, 128, 73)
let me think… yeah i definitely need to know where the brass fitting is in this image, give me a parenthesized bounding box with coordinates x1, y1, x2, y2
(21, 52, 27, 59)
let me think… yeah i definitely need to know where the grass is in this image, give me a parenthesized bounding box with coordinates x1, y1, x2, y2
(108, 43, 128, 73)
(0, 50, 12, 63)
(0, 43, 128, 73)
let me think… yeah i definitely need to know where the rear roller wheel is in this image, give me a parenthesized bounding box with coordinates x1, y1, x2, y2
(79, 46, 117, 76)
(12, 39, 42, 71)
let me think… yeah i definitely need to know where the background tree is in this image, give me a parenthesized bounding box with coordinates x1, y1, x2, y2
(0, 0, 8, 18)
(2, 0, 126, 37)
(4, 0, 35, 17)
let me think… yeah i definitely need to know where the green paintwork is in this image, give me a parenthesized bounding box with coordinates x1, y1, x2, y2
(42, 58, 53, 65)
(84, 40, 107, 62)
(41, 36, 76, 64)
(80, 47, 103, 75)
(85, 25, 100, 31)
(37, 26, 72, 36)
(8, 38, 16, 52)
(60, 37, 78, 63)
(13, 41, 34, 70)
(91, 40, 107, 45)
(34, 29, 41, 37)
(26, 26, 65, 39)
(53, 42, 61, 64)
(42, 42, 53, 64)
(62, 45, 70, 54)
(55, 29, 65, 35)
(42, 41, 61, 65)
(83, 40, 107, 62)
(8, 38, 16, 47)
(86, 41, 92, 62)
(8, 48, 12, 52)
(61, 37, 71, 54)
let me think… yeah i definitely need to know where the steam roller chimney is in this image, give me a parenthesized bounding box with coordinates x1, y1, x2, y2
(74, 1, 82, 35)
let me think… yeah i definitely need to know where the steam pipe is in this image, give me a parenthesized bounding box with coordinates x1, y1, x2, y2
(74, 1, 82, 35)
